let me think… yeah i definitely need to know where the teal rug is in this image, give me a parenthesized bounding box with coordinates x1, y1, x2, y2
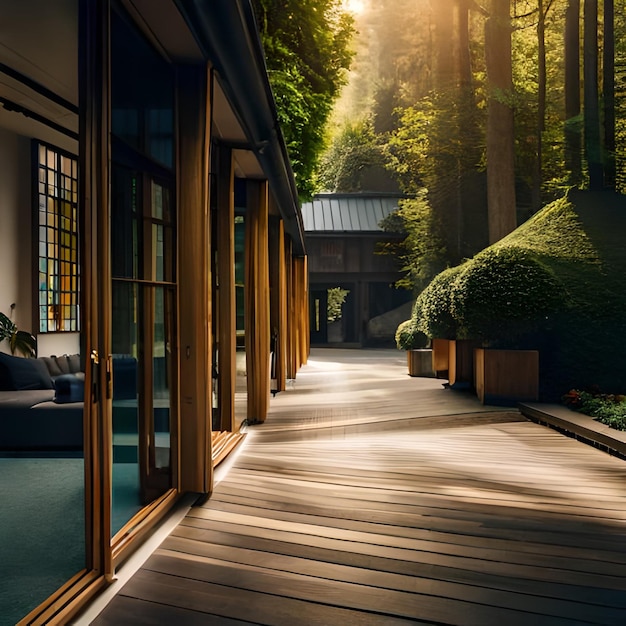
(0, 457, 85, 626)
(0, 457, 147, 625)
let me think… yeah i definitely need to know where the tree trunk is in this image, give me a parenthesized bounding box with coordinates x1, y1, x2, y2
(432, 0, 456, 86)
(485, 0, 516, 243)
(534, 0, 547, 212)
(431, 0, 462, 263)
(458, 0, 488, 257)
(565, 0, 582, 186)
(603, 0, 616, 189)
(583, 0, 603, 190)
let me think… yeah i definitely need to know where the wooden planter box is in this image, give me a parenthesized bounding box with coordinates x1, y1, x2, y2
(431, 339, 450, 378)
(448, 339, 481, 388)
(474, 348, 539, 405)
(407, 349, 435, 377)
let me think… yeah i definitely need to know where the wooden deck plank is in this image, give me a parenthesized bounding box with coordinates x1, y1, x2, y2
(90, 594, 256, 625)
(139, 551, 600, 625)
(91, 349, 626, 625)
(160, 536, 626, 609)
(169, 523, 626, 598)
(199, 498, 626, 564)
(176, 515, 626, 589)
(112, 569, 424, 626)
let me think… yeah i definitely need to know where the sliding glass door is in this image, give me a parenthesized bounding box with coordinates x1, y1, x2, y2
(110, 169, 175, 535)
(110, 6, 176, 538)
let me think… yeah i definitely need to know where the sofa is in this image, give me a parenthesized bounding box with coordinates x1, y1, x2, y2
(0, 352, 85, 452)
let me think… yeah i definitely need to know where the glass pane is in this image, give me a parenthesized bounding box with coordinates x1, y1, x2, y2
(151, 182, 163, 219)
(152, 286, 171, 473)
(111, 281, 142, 535)
(111, 10, 174, 169)
(111, 167, 140, 280)
(152, 224, 163, 281)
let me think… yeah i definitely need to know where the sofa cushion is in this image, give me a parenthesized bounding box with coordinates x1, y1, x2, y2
(0, 352, 54, 391)
(40, 356, 64, 378)
(67, 353, 82, 373)
(53, 355, 72, 375)
(54, 373, 85, 404)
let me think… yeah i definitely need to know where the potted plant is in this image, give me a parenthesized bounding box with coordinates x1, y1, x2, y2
(0, 311, 36, 357)
(395, 319, 433, 377)
(450, 247, 565, 404)
(413, 265, 466, 380)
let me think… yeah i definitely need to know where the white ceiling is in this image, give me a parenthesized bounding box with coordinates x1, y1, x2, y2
(0, 0, 78, 150)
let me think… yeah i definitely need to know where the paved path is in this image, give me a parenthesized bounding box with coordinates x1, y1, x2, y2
(91, 349, 626, 625)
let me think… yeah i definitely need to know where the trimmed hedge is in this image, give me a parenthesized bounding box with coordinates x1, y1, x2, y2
(412, 264, 466, 339)
(395, 319, 429, 350)
(401, 189, 626, 399)
(450, 246, 567, 344)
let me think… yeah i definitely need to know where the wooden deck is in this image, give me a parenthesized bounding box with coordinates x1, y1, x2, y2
(92, 349, 626, 625)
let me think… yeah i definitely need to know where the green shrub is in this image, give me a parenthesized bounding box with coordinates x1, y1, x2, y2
(412, 264, 466, 339)
(563, 388, 626, 431)
(450, 246, 567, 345)
(395, 319, 429, 350)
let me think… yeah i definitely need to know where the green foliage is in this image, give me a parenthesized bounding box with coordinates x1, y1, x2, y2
(563, 389, 626, 431)
(0, 312, 36, 358)
(327, 287, 349, 323)
(408, 190, 626, 399)
(412, 265, 467, 340)
(395, 318, 429, 351)
(252, 0, 355, 199)
(318, 119, 387, 192)
(378, 191, 447, 293)
(450, 247, 566, 344)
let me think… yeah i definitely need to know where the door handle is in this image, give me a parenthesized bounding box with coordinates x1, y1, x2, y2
(90, 349, 99, 404)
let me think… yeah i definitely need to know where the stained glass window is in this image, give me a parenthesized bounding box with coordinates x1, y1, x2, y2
(36, 142, 80, 333)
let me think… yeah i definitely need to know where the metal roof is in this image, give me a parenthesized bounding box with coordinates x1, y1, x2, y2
(301, 193, 404, 232)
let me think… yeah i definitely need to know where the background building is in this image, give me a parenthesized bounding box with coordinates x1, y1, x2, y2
(301, 192, 412, 347)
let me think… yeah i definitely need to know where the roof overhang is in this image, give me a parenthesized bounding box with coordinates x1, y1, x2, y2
(175, 0, 306, 256)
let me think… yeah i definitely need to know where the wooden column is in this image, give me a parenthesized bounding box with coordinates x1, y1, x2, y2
(177, 64, 212, 493)
(269, 217, 287, 393)
(294, 256, 308, 368)
(245, 180, 271, 423)
(285, 238, 297, 380)
(302, 255, 310, 364)
(216, 146, 236, 431)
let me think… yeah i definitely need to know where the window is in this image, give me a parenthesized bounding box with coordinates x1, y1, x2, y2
(35, 142, 80, 332)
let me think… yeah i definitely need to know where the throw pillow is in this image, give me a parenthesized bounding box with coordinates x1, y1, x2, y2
(54, 373, 85, 403)
(53, 355, 72, 375)
(0, 352, 54, 390)
(67, 353, 82, 373)
(40, 356, 64, 378)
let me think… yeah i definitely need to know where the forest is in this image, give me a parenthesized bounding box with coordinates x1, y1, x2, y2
(316, 0, 626, 293)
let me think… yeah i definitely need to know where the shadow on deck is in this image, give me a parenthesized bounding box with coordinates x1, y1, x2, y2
(80, 348, 626, 625)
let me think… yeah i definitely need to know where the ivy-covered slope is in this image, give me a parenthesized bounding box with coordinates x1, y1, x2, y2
(410, 190, 626, 400)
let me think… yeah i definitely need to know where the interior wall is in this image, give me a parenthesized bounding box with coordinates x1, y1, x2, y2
(0, 127, 32, 346)
(0, 126, 80, 358)
(37, 333, 81, 357)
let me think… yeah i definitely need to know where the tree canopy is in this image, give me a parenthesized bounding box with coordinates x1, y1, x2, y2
(252, 0, 355, 200)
